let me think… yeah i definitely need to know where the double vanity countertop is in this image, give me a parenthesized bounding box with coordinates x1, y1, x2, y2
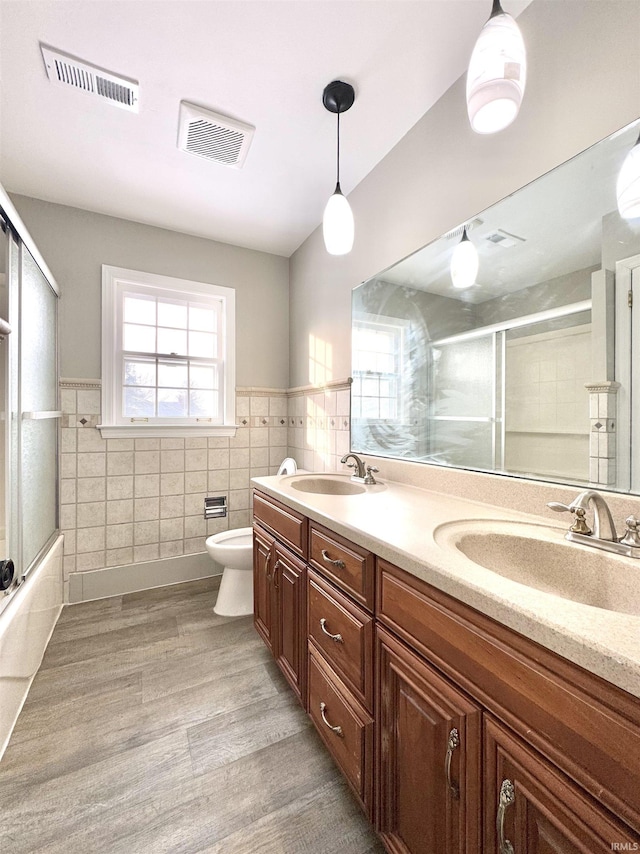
(252, 472, 640, 700)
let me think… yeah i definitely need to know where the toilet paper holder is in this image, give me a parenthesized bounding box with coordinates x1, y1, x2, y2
(204, 496, 227, 520)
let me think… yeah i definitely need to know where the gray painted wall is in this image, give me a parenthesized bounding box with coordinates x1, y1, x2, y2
(289, 0, 640, 388)
(9, 196, 289, 387)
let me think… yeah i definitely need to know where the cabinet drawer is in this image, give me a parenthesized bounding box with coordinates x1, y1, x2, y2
(309, 524, 374, 610)
(308, 643, 374, 815)
(253, 491, 308, 558)
(308, 569, 373, 710)
(377, 559, 640, 833)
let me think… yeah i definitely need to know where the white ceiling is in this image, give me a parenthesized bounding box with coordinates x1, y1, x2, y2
(0, 0, 530, 258)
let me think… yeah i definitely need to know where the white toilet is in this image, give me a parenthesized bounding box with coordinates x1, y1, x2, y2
(206, 526, 254, 616)
(206, 458, 298, 616)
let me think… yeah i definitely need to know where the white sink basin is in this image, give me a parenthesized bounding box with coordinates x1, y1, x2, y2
(435, 519, 640, 616)
(283, 473, 387, 496)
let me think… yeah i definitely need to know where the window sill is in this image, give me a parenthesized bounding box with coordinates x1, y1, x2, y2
(97, 424, 238, 439)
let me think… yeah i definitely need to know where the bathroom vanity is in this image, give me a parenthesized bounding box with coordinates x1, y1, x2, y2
(252, 474, 640, 852)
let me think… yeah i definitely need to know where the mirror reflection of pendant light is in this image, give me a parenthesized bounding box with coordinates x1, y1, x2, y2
(466, 0, 527, 134)
(322, 80, 355, 255)
(451, 226, 478, 289)
(617, 131, 640, 219)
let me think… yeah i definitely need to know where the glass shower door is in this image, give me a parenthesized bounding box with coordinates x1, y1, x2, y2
(18, 245, 59, 576)
(429, 332, 499, 470)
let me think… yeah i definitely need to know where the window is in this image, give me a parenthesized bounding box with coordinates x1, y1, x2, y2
(351, 318, 406, 421)
(100, 266, 235, 437)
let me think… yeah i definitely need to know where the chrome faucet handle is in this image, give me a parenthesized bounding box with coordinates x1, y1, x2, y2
(363, 465, 379, 485)
(620, 516, 640, 547)
(547, 502, 592, 535)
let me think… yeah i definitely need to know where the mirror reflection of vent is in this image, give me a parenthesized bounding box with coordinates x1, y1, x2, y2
(445, 217, 484, 241)
(40, 45, 139, 112)
(178, 102, 255, 169)
(484, 229, 526, 249)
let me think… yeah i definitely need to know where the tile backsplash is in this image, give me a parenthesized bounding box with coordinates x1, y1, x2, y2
(59, 380, 293, 596)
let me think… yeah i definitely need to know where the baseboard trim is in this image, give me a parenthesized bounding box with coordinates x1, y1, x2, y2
(67, 552, 220, 603)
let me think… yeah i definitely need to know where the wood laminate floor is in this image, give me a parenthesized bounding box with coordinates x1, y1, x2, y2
(0, 577, 385, 854)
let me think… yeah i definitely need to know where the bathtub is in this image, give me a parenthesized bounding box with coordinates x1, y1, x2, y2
(0, 535, 63, 759)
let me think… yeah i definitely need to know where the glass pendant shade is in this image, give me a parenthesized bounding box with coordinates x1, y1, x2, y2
(466, 7, 527, 134)
(323, 185, 354, 255)
(451, 229, 478, 289)
(617, 135, 640, 220)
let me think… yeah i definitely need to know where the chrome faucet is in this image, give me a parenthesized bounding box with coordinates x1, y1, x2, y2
(340, 453, 379, 485)
(548, 489, 640, 558)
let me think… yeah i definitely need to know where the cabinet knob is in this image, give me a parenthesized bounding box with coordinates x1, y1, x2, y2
(497, 779, 515, 854)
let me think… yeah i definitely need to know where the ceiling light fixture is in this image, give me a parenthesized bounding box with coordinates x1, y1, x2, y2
(466, 0, 527, 134)
(451, 226, 479, 289)
(617, 131, 640, 219)
(322, 80, 355, 256)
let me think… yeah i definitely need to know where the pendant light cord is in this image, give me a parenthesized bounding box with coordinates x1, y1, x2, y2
(336, 110, 341, 189)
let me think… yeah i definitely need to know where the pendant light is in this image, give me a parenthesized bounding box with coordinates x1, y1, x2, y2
(466, 0, 527, 134)
(617, 131, 640, 219)
(451, 227, 478, 289)
(322, 80, 355, 255)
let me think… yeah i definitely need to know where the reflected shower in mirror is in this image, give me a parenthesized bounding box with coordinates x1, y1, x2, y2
(352, 117, 640, 494)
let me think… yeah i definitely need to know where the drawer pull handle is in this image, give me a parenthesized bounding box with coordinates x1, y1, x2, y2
(321, 549, 346, 569)
(319, 617, 344, 644)
(273, 559, 282, 589)
(497, 779, 515, 854)
(444, 727, 460, 799)
(319, 702, 344, 737)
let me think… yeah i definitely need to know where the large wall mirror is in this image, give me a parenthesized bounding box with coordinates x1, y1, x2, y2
(351, 117, 640, 494)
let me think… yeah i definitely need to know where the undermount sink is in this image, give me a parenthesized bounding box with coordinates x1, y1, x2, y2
(435, 519, 640, 616)
(287, 475, 367, 495)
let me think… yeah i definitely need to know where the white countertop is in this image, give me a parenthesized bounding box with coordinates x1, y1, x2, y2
(252, 473, 640, 700)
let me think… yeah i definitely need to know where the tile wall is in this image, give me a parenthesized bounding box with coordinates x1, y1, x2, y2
(59, 380, 289, 599)
(286, 381, 352, 473)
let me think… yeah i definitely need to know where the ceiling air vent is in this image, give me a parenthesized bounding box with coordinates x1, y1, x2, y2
(40, 45, 139, 112)
(177, 102, 255, 169)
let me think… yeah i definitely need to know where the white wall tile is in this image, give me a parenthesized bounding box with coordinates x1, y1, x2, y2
(106, 523, 133, 549)
(76, 502, 106, 528)
(60, 479, 76, 505)
(161, 450, 185, 472)
(134, 520, 159, 545)
(184, 471, 207, 493)
(106, 547, 134, 567)
(134, 544, 159, 562)
(107, 499, 134, 525)
(134, 497, 160, 522)
(135, 474, 160, 498)
(77, 389, 101, 415)
(77, 453, 106, 478)
(107, 475, 134, 501)
(135, 451, 160, 474)
(77, 526, 106, 553)
(78, 427, 106, 452)
(160, 495, 184, 518)
(160, 517, 184, 541)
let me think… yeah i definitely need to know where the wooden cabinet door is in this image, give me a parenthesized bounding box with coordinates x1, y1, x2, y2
(273, 544, 306, 707)
(484, 715, 638, 854)
(377, 627, 482, 854)
(253, 525, 275, 652)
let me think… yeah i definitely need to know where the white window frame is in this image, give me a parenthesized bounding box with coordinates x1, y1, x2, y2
(99, 265, 236, 438)
(351, 314, 409, 423)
